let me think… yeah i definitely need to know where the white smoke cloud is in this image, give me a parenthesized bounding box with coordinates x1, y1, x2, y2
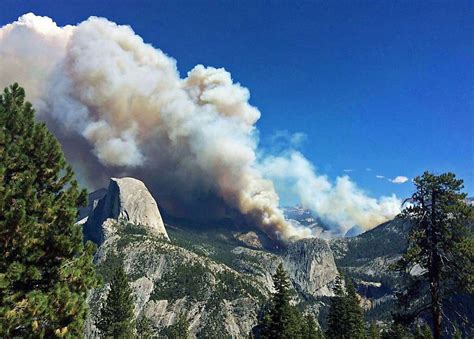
(268, 130, 307, 149)
(0, 13, 401, 239)
(260, 151, 401, 235)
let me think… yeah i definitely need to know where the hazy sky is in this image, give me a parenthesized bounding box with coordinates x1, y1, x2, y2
(2, 0, 472, 202)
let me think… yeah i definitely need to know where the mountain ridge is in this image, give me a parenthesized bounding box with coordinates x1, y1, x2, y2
(81, 177, 340, 337)
(79, 177, 473, 337)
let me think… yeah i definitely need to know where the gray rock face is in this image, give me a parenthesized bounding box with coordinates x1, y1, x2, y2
(85, 233, 262, 338)
(284, 238, 339, 297)
(82, 179, 343, 337)
(83, 177, 168, 243)
(232, 238, 339, 299)
(234, 231, 264, 249)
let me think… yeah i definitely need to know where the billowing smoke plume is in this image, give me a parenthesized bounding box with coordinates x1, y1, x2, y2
(260, 152, 401, 235)
(0, 13, 401, 239)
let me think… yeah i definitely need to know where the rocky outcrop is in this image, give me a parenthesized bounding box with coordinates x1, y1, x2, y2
(234, 231, 265, 250)
(232, 238, 339, 299)
(85, 229, 263, 338)
(82, 177, 344, 337)
(284, 238, 339, 297)
(83, 177, 168, 243)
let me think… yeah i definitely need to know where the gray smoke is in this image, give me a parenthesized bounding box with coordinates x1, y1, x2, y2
(0, 13, 401, 239)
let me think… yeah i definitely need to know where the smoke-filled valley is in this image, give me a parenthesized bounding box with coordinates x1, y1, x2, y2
(0, 13, 402, 239)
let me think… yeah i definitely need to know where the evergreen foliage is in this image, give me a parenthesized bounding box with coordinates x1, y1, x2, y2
(161, 314, 190, 339)
(136, 315, 154, 338)
(258, 263, 322, 338)
(393, 172, 474, 339)
(414, 323, 433, 339)
(326, 275, 347, 338)
(345, 280, 365, 338)
(368, 321, 381, 339)
(381, 323, 410, 339)
(0, 84, 99, 337)
(302, 314, 324, 339)
(97, 266, 135, 337)
(325, 275, 365, 339)
(151, 262, 208, 302)
(452, 323, 462, 339)
(262, 263, 293, 337)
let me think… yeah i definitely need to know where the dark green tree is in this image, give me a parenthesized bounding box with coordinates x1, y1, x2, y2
(303, 314, 324, 339)
(258, 263, 321, 338)
(0, 84, 99, 337)
(268, 263, 293, 336)
(256, 309, 272, 338)
(326, 275, 347, 338)
(394, 172, 474, 339)
(414, 323, 433, 339)
(325, 276, 365, 339)
(161, 314, 190, 339)
(260, 263, 297, 338)
(136, 315, 154, 338)
(97, 266, 135, 337)
(452, 323, 462, 339)
(381, 323, 411, 339)
(345, 280, 365, 339)
(368, 321, 381, 339)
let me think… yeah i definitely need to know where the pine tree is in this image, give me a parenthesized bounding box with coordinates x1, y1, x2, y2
(136, 315, 154, 338)
(326, 275, 348, 339)
(269, 263, 293, 337)
(368, 321, 381, 339)
(394, 172, 474, 339)
(258, 263, 315, 338)
(0, 83, 99, 336)
(260, 263, 294, 338)
(257, 309, 272, 338)
(304, 314, 324, 339)
(381, 323, 410, 339)
(414, 323, 433, 339)
(345, 280, 365, 339)
(161, 314, 190, 339)
(452, 323, 462, 339)
(325, 276, 365, 339)
(97, 266, 135, 338)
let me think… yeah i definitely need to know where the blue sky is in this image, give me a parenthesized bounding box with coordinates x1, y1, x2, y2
(2, 0, 473, 200)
